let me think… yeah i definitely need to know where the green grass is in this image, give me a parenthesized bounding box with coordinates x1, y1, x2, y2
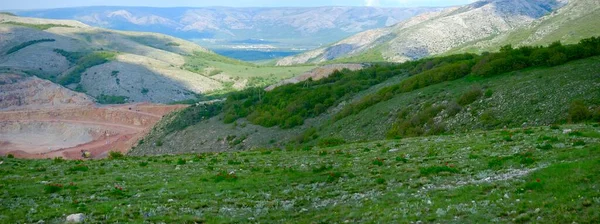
(1, 21, 73, 30)
(183, 51, 314, 88)
(1, 124, 599, 222)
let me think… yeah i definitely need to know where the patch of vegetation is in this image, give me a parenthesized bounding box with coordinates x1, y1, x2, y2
(419, 165, 459, 176)
(53, 49, 87, 64)
(568, 100, 595, 123)
(59, 51, 117, 85)
(161, 103, 223, 135)
(108, 151, 125, 160)
(336, 37, 600, 121)
(222, 63, 412, 128)
(317, 138, 346, 148)
(457, 87, 483, 106)
(5, 39, 55, 55)
(387, 105, 446, 138)
(2, 21, 73, 30)
(96, 94, 129, 104)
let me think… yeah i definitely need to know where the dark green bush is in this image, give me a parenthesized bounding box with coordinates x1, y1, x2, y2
(6, 39, 55, 55)
(457, 88, 483, 106)
(108, 151, 125, 160)
(96, 95, 129, 104)
(419, 165, 459, 176)
(317, 138, 346, 148)
(68, 165, 89, 172)
(386, 105, 445, 138)
(44, 183, 63, 194)
(568, 100, 592, 123)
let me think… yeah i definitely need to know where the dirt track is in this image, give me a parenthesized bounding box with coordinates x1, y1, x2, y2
(0, 103, 185, 159)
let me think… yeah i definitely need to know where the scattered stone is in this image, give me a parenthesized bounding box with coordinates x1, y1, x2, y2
(562, 129, 572, 134)
(389, 148, 399, 152)
(168, 199, 174, 202)
(66, 213, 85, 223)
(175, 165, 181, 170)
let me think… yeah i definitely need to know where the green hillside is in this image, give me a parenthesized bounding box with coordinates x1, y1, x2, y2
(132, 37, 600, 155)
(2, 124, 599, 222)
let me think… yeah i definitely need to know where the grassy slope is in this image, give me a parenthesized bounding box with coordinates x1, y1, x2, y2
(323, 56, 600, 141)
(1, 124, 599, 222)
(134, 56, 600, 155)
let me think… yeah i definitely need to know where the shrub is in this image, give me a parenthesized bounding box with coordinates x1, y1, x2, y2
(372, 158, 385, 166)
(44, 183, 63, 194)
(375, 177, 386, 185)
(317, 138, 346, 148)
(484, 89, 494, 98)
(139, 161, 148, 167)
(327, 172, 343, 182)
(419, 165, 459, 176)
(395, 156, 408, 163)
(52, 157, 65, 163)
(568, 100, 592, 123)
(214, 172, 238, 182)
(6, 154, 14, 158)
(457, 88, 483, 106)
(68, 165, 89, 172)
(177, 158, 186, 165)
(108, 151, 125, 160)
(573, 140, 586, 146)
(386, 105, 445, 138)
(536, 144, 553, 150)
(96, 95, 128, 104)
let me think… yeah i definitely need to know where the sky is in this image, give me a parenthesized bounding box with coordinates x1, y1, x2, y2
(0, 0, 477, 10)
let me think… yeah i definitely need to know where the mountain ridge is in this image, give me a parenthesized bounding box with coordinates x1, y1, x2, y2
(277, 0, 584, 65)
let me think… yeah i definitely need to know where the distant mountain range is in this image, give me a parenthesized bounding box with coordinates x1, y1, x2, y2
(15, 6, 443, 60)
(277, 0, 599, 65)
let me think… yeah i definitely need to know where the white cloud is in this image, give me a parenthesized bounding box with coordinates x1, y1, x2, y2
(364, 0, 380, 7)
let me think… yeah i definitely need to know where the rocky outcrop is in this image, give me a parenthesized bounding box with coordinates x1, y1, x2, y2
(0, 74, 93, 111)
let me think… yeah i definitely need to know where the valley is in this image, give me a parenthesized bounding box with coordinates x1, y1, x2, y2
(0, 0, 599, 223)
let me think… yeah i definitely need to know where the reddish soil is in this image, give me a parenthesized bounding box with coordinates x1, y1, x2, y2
(0, 103, 185, 160)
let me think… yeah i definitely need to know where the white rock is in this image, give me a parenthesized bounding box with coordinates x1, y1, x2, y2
(388, 148, 399, 152)
(168, 199, 174, 202)
(175, 165, 181, 170)
(563, 129, 572, 134)
(66, 213, 85, 223)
